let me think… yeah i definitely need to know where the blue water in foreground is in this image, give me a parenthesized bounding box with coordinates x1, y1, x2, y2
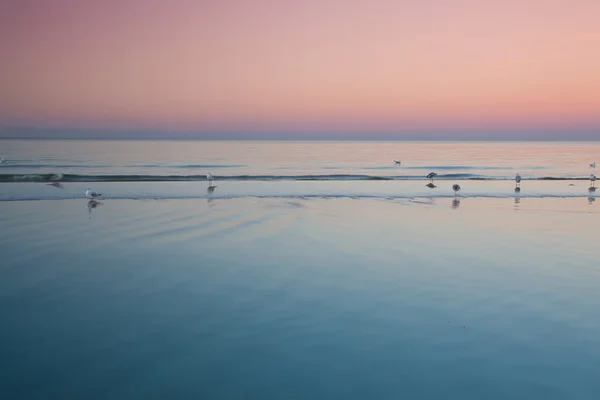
(1, 141, 599, 399)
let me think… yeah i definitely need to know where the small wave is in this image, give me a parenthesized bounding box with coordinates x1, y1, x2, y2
(0, 173, 592, 183)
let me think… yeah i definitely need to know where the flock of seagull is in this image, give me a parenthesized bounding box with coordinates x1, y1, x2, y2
(400, 159, 597, 194)
(200, 161, 597, 200)
(0, 156, 597, 201)
(83, 160, 596, 200)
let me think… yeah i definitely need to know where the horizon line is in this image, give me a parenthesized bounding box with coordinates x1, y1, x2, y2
(2, 137, 599, 142)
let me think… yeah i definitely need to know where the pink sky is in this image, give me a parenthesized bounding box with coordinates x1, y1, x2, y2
(1, 0, 600, 138)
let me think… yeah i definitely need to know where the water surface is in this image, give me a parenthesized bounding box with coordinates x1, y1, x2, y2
(1, 141, 599, 399)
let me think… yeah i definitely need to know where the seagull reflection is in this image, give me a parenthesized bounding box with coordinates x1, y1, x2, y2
(87, 200, 103, 217)
(588, 196, 596, 205)
(46, 182, 64, 189)
(206, 185, 217, 207)
(452, 198, 460, 209)
(426, 183, 436, 188)
(589, 186, 596, 193)
(514, 196, 521, 205)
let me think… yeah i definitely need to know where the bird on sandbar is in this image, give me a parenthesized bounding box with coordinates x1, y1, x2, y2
(515, 173, 521, 192)
(590, 173, 597, 188)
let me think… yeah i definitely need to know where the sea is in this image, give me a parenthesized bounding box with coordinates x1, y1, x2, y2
(1, 140, 599, 399)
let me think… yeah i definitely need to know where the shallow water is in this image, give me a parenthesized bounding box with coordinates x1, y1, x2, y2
(1, 141, 599, 399)
(1, 196, 600, 399)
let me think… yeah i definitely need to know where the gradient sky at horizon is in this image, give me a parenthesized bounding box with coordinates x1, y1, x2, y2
(1, 0, 600, 139)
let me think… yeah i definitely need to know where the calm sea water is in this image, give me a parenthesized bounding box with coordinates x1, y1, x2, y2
(1, 140, 599, 182)
(1, 141, 599, 399)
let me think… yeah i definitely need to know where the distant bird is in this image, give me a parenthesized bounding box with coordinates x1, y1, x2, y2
(394, 160, 401, 165)
(207, 172, 214, 186)
(427, 172, 438, 183)
(591, 173, 597, 188)
(85, 188, 103, 200)
(0, 157, 6, 164)
(50, 173, 63, 181)
(515, 173, 521, 192)
(452, 184, 461, 195)
(591, 162, 596, 169)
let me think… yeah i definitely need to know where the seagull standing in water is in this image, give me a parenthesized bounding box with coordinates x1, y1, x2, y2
(207, 172, 214, 186)
(85, 188, 103, 200)
(515, 173, 522, 192)
(427, 172, 438, 184)
(591, 173, 597, 188)
(452, 184, 461, 196)
(0, 157, 6, 164)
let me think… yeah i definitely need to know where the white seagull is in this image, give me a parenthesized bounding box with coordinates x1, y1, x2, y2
(85, 188, 103, 199)
(591, 173, 597, 188)
(0, 157, 6, 164)
(427, 172, 438, 183)
(515, 173, 521, 192)
(207, 172, 214, 186)
(452, 184, 461, 195)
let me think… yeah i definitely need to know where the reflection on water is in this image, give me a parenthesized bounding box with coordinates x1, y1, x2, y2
(207, 185, 217, 207)
(87, 200, 103, 218)
(451, 198, 460, 209)
(589, 197, 596, 205)
(589, 187, 597, 193)
(426, 183, 436, 189)
(1, 197, 600, 398)
(514, 186, 521, 193)
(46, 182, 64, 189)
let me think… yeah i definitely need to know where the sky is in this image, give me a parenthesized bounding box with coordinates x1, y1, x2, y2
(1, 0, 600, 140)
